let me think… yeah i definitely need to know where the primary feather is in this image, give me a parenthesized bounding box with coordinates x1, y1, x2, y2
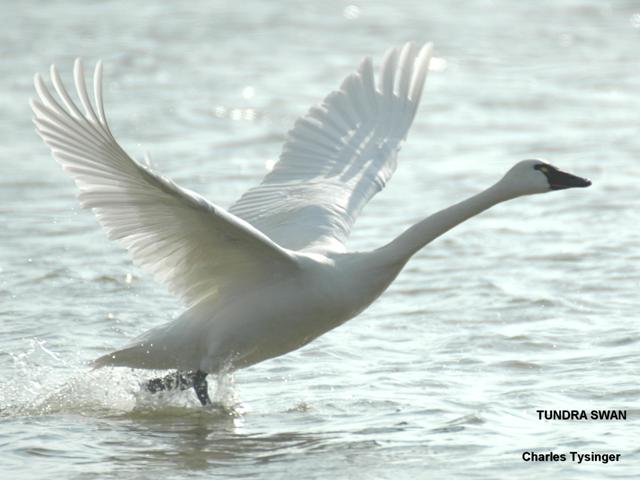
(31, 59, 298, 308)
(230, 42, 433, 253)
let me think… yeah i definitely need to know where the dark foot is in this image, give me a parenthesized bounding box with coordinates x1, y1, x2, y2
(145, 370, 211, 406)
(145, 371, 196, 393)
(193, 370, 212, 406)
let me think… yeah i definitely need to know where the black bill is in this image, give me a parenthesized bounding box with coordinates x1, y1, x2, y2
(535, 164, 592, 190)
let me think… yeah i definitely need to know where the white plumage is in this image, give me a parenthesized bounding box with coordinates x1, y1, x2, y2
(32, 42, 590, 401)
(230, 43, 432, 253)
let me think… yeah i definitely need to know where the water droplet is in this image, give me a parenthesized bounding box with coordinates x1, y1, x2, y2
(343, 5, 360, 20)
(559, 33, 573, 47)
(242, 86, 255, 99)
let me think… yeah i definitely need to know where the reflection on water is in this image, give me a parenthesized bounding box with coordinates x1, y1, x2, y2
(114, 416, 326, 470)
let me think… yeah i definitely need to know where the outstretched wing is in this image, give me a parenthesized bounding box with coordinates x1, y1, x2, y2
(31, 59, 298, 307)
(229, 42, 432, 253)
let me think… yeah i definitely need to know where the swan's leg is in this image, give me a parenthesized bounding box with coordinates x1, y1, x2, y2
(145, 371, 195, 393)
(192, 370, 212, 406)
(144, 370, 211, 406)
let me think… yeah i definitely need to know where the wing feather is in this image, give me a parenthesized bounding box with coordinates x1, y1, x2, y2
(32, 60, 298, 307)
(230, 42, 433, 252)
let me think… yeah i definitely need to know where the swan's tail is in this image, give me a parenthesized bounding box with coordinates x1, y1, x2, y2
(92, 344, 164, 370)
(92, 319, 205, 371)
(93, 300, 217, 371)
(92, 342, 172, 370)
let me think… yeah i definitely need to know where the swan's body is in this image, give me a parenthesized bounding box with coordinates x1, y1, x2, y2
(113, 250, 398, 372)
(32, 42, 590, 403)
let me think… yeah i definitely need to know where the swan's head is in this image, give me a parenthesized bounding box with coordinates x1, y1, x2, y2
(499, 159, 591, 197)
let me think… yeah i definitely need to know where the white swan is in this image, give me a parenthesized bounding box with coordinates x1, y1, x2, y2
(31, 42, 590, 405)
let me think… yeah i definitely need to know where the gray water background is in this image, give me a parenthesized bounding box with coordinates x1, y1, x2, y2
(1, 0, 639, 478)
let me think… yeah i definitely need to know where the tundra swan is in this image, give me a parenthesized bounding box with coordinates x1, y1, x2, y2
(31, 42, 590, 405)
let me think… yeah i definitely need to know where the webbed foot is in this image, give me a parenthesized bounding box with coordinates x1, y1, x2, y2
(145, 370, 211, 406)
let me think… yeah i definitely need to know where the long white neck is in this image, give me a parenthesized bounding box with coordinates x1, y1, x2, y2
(376, 181, 514, 267)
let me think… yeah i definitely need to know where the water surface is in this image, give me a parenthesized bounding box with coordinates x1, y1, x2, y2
(1, 0, 639, 478)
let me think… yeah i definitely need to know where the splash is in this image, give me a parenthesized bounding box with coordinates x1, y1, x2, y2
(0, 339, 243, 418)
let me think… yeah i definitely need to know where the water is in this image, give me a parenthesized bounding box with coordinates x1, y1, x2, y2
(1, 0, 639, 478)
